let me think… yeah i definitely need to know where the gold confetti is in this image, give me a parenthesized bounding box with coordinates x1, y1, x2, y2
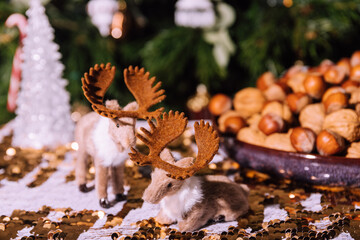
(6, 147, 16, 156)
(97, 211, 105, 219)
(89, 166, 95, 174)
(209, 163, 217, 169)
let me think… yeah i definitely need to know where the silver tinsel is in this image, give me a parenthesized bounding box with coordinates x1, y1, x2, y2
(12, 0, 74, 149)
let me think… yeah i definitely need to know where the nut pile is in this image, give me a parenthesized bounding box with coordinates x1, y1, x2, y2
(209, 51, 360, 157)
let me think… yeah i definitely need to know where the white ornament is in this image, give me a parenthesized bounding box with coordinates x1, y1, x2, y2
(203, 2, 236, 69)
(12, 0, 74, 149)
(87, 0, 118, 36)
(175, 0, 215, 28)
(10, 0, 50, 9)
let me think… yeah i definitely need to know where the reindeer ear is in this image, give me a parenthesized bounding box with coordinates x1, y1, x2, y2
(105, 100, 121, 110)
(175, 157, 194, 168)
(123, 101, 138, 111)
(160, 148, 175, 164)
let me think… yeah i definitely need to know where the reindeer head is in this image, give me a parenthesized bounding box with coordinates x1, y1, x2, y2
(142, 149, 194, 204)
(105, 100, 138, 149)
(129, 111, 219, 180)
(81, 63, 165, 121)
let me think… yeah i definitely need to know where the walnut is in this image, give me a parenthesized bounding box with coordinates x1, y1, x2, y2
(346, 142, 360, 158)
(246, 113, 262, 129)
(233, 88, 266, 118)
(356, 103, 360, 116)
(349, 88, 360, 104)
(263, 83, 287, 101)
(236, 127, 266, 147)
(323, 109, 360, 142)
(262, 101, 293, 123)
(287, 71, 307, 93)
(217, 110, 245, 133)
(299, 103, 325, 134)
(264, 132, 296, 152)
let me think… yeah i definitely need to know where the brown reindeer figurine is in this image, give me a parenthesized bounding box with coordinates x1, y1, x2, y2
(76, 63, 165, 208)
(129, 112, 249, 232)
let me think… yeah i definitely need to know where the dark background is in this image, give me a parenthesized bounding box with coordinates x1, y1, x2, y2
(1, 0, 360, 123)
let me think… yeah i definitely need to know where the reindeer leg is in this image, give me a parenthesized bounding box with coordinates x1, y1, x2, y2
(155, 209, 175, 225)
(76, 149, 93, 192)
(111, 162, 126, 202)
(178, 208, 211, 232)
(95, 159, 110, 208)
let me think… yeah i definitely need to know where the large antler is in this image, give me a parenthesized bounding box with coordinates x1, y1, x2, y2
(81, 63, 165, 119)
(124, 66, 165, 119)
(129, 111, 220, 180)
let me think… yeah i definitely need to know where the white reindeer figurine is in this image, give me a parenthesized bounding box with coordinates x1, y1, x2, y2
(129, 112, 249, 231)
(76, 63, 165, 208)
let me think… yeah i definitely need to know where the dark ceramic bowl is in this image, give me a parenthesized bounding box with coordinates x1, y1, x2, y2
(220, 136, 360, 186)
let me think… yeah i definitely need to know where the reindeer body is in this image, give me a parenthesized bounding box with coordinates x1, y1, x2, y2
(75, 100, 137, 208)
(142, 150, 249, 232)
(79, 64, 166, 208)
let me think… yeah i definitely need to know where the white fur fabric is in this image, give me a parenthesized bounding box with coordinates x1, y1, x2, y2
(92, 117, 130, 167)
(160, 176, 203, 222)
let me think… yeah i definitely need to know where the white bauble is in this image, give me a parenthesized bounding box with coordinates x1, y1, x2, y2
(175, 0, 215, 28)
(87, 0, 118, 36)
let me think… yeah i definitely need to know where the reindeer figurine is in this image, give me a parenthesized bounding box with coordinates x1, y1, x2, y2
(76, 63, 165, 208)
(129, 112, 249, 232)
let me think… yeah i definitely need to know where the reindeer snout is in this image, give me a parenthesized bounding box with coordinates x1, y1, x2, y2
(142, 193, 151, 203)
(142, 190, 156, 204)
(142, 187, 162, 204)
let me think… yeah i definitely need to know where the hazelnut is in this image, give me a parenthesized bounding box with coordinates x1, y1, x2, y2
(341, 80, 360, 93)
(208, 93, 232, 116)
(299, 103, 325, 134)
(278, 77, 289, 85)
(262, 101, 293, 123)
(316, 59, 334, 74)
(322, 86, 346, 102)
(349, 89, 360, 104)
(264, 132, 296, 152)
(233, 88, 266, 118)
(290, 127, 316, 153)
(258, 113, 285, 135)
(263, 82, 288, 101)
(323, 92, 348, 114)
(350, 51, 360, 67)
(324, 65, 346, 85)
(323, 109, 360, 142)
(337, 58, 351, 76)
(316, 130, 345, 156)
(287, 71, 307, 93)
(350, 65, 360, 81)
(256, 72, 276, 91)
(223, 116, 246, 134)
(217, 110, 244, 133)
(237, 127, 266, 147)
(284, 65, 305, 79)
(286, 92, 312, 114)
(303, 73, 326, 99)
(346, 142, 360, 158)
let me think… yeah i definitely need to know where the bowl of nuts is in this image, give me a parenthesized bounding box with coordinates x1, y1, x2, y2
(210, 51, 360, 186)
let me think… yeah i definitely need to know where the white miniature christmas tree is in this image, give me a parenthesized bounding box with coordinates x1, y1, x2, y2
(12, 0, 74, 149)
